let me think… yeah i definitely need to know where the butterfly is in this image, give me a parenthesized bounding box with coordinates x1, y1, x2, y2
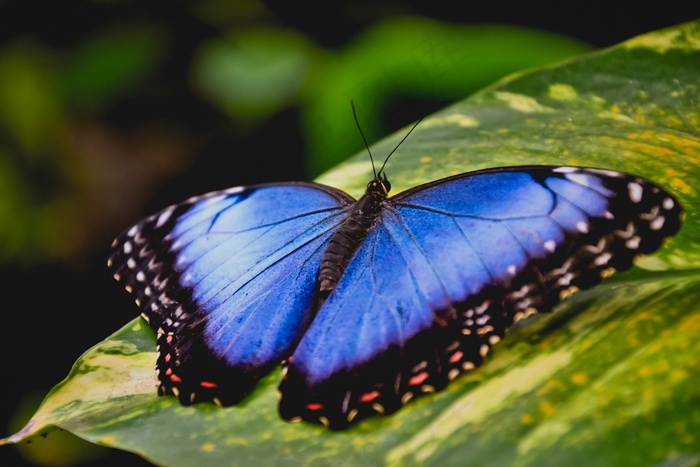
(108, 121, 683, 430)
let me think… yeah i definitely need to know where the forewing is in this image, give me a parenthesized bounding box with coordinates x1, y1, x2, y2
(108, 182, 353, 405)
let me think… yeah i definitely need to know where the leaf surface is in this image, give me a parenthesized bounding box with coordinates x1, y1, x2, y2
(4, 19, 699, 467)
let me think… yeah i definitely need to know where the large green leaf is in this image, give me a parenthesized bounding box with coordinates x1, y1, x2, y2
(3, 20, 699, 466)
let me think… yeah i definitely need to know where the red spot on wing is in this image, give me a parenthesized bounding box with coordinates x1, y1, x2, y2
(306, 403, 323, 411)
(169, 374, 183, 383)
(359, 390, 380, 403)
(200, 381, 218, 389)
(449, 351, 464, 363)
(408, 371, 429, 386)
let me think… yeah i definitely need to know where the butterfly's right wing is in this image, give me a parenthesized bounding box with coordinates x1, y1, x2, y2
(108, 182, 353, 406)
(279, 167, 683, 429)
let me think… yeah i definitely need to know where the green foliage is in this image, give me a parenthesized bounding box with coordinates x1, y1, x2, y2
(0, 15, 589, 264)
(192, 27, 315, 121)
(300, 17, 593, 175)
(2, 20, 698, 466)
(62, 25, 167, 110)
(0, 28, 168, 263)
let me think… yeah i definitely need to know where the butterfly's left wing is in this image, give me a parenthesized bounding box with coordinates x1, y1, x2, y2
(108, 182, 354, 406)
(279, 166, 682, 429)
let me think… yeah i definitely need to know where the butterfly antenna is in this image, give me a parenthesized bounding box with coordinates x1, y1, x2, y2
(377, 116, 423, 177)
(351, 100, 378, 178)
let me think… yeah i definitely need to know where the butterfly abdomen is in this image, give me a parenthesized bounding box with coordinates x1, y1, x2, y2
(317, 191, 385, 297)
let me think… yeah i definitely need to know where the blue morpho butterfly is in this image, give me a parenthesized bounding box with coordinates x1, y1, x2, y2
(108, 111, 683, 430)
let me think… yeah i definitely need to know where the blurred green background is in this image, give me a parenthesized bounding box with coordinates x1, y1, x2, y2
(1, 1, 698, 465)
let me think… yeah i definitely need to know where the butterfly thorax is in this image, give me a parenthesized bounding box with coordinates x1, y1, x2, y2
(317, 176, 390, 299)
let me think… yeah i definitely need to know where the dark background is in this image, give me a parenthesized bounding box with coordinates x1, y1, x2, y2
(1, 2, 698, 465)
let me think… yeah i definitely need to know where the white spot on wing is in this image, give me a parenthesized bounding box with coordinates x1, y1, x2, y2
(639, 206, 659, 221)
(156, 208, 174, 228)
(565, 173, 594, 187)
(650, 216, 665, 231)
(557, 272, 574, 286)
(662, 198, 674, 210)
(588, 168, 622, 178)
(225, 186, 245, 195)
(628, 182, 643, 203)
(625, 236, 641, 249)
(615, 222, 636, 239)
(475, 300, 491, 314)
(412, 361, 428, 372)
(594, 252, 612, 266)
(509, 284, 531, 300)
(544, 240, 556, 252)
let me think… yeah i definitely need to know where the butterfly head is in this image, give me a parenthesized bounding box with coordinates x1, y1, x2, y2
(350, 100, 420, 200)
(367, 173, 391, 197)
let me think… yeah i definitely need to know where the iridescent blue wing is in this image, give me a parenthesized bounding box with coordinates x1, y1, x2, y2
(108, 182, 354, 405)
(279, 166, 682, 429)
